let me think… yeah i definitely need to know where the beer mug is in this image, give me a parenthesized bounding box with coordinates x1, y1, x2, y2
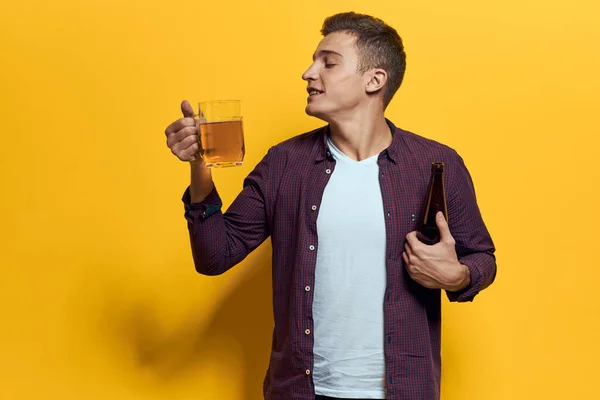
(196, 100, 245, 168)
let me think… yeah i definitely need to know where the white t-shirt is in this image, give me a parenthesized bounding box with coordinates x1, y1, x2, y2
(312, 135, 387, 399)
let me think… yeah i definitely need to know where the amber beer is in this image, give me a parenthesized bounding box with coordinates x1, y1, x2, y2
(200, 120, 245, 167)
(197, 100, 245, 168)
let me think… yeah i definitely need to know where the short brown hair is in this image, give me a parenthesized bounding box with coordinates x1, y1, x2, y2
(321, 12, 407, 108)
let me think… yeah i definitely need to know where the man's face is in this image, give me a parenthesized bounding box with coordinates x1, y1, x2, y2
(302, 31, 370, 121)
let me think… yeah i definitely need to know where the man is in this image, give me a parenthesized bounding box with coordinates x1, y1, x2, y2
(164, 11, 496, 400)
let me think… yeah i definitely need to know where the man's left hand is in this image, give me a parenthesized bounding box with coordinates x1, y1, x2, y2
(403, 211, 470, 291)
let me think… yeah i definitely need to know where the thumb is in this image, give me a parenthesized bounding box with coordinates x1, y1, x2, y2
(435, 211, 452, 242)
(180, 100, 196, 118)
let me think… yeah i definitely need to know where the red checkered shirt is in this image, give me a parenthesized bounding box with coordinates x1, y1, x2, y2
(182, 119, 497, 400)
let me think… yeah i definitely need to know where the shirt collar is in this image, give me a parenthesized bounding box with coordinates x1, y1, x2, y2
(316, 118, 400, 163)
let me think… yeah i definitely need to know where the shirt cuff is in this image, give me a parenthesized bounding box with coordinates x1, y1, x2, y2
(181, 185, 223, 223)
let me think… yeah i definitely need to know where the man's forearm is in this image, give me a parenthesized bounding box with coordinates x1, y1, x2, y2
(189, 160, 214, 203)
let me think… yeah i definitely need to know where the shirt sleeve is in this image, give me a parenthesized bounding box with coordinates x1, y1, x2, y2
(181, 149, 272, 275)
(445, 151, 497, 302)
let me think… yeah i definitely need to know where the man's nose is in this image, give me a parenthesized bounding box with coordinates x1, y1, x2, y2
(302, 64, 318, 81)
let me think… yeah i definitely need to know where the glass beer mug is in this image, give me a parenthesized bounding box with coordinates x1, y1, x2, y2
(196, 100, 245, 168)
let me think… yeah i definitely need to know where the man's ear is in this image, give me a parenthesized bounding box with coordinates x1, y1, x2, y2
(365, 68, 388, 94)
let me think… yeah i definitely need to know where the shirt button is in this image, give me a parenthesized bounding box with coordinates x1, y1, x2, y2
(311, 205, 317, 211)
(305, 369, 311, 375)
(305, 286, 311, 292)
(309, 245, 315, 251)
(325, 168, 331, 174)
(387, 212, 391, 218)
(305, 329, 311, 335)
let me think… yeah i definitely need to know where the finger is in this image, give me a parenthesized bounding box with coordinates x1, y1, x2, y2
(171, 134, 200, 158)
(405, 231, 421, 249)
(434, 211, 454, 244)
(402, 251, 409, 267)
(180, 142, 202, 161)
(404, 242, 414, 258)
(165, 117, 196, 137)
(403, 252, 417, 277)
(167, 125, 197, 148)
(181, 100, 196, 118)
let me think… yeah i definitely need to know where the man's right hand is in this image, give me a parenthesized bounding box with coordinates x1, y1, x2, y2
(165, 100, 203, 163)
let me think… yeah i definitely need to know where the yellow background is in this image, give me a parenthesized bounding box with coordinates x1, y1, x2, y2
(1, 0, 599, 399)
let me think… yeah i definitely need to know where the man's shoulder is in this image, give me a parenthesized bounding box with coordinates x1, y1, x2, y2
(394, 127, 465, 168)
(396, 127, 459, 155)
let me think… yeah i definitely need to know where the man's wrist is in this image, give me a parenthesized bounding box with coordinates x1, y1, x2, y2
(446, 263, 471, 292)
(190, 156, 206, 167)
(188, 156, 206, 168)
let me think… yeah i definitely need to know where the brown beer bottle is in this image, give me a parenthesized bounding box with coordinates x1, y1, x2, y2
(415, 162, 448, 245)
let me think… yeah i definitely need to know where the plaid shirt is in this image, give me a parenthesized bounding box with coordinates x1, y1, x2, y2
(182, 119, 497, 400)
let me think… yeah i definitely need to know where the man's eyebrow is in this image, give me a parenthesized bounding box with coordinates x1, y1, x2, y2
(312, 50, 343, 61)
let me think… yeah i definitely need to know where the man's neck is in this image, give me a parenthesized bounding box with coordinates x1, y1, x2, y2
(327, 108, 393, 162)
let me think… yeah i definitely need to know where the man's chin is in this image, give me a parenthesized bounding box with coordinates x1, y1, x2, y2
(305, 105, 329, 122)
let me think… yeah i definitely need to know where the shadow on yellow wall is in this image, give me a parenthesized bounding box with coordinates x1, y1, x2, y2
(94, 245, 273, 398)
